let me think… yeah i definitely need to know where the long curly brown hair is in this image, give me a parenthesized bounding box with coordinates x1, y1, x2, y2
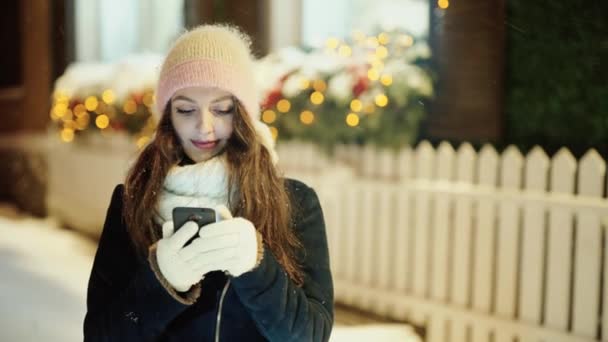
(122, 100, 304, 286)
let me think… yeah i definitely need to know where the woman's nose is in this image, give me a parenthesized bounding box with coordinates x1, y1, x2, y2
(197, 109, 215, 132)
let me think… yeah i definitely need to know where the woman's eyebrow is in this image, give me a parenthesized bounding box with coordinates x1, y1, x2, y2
(210, 95, 234, 104)
(172, 95, 196, 103)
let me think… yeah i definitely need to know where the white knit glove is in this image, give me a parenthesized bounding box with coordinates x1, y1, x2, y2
(155, 221, 205, 292)
(187, 205, 261, 277)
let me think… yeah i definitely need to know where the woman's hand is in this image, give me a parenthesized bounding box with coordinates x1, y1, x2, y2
(188, 205, 261, 277)
(155, 221, 206, 292)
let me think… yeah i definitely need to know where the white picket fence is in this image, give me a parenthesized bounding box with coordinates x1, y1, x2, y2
(277, 141, 608, 342)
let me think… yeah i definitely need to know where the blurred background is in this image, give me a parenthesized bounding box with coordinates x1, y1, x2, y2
(0, 0, 607, 341)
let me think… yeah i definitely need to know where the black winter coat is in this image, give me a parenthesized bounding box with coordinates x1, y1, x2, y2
(83, 179, 334, 341)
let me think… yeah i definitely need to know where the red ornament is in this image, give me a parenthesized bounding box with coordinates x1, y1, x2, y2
(110, 121, 125, 131)
(261, 88, 282, 109)
(352, 76, 369, 98)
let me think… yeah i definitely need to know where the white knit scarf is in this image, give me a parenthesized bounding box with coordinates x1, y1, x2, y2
(155, 155, 231, 224)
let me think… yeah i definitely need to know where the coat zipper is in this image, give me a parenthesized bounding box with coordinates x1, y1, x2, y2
(215, 279, 231, 342)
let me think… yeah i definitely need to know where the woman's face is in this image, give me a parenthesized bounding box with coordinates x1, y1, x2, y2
(170, 87, 236, 163)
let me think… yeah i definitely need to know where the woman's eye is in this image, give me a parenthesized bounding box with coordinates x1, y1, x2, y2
(213, 107, 235, 115)
(176, 108, 195, 114)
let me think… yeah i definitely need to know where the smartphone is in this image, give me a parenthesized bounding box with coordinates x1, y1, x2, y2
(172, 207, 218, 245)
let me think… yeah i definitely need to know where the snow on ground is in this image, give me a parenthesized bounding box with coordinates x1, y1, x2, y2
(0, 205, 420, 342)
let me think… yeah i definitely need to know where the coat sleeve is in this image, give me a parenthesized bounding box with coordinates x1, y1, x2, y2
(230, 181, 334, 342)
(83, 184, 191, 341)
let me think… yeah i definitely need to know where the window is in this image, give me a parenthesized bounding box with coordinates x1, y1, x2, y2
(74, 0, 184, 62)
(301, 0, 429, 47)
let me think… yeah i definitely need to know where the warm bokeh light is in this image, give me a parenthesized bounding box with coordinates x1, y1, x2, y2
(262, 109, 277, 123)
(143, 92, 155, 107)
(375, 94, 389, 107)
(376, 46, 389, 59)
(300, 110, 315, 125)
(438, 0, 449, 9)
(95, 114, 110, 129)
(338, 45, 352, 57)
(310, 91, 324, 105)
(123, 100, 137, 114)
(136, 136, 150, 149)
(367, 68, 380, 81)
(378, 32, 390, 45)
(277, 99, 291, 113)
(53, 103, 68, 118)
(313, 79, 327, 92)
(350, 99, 363, 112)
(60, 128, 74, 142)
(269, 126, 278, 140)
(346, 113, 360, 127)
(102, 89, 115, 104)
(61, 109, 74, 122)
(85, 96, 99, 112)
(325, 37, 339, 49)
(380, 74, 393, 86)
(400, 35, 414, 47)
(63, 120, 76, 130)
(76, 113, 90, 130)
(74, 104, 87, 117)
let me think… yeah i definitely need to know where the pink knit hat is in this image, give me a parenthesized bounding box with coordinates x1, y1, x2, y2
(155, 24, 260, 121)
(155, 25, 278, 164)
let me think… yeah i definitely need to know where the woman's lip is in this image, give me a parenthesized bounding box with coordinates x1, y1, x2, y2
(191, 140, 218, 149)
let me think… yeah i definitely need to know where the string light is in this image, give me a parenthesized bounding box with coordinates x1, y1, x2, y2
(76, 113, 90, 130)
(350, 99, 363, 112)
(102, 89, 115, 104)
(310, 91, 324, 105)
(399, 35, 414, 47)
(95, 114, 110, 129)
(269, 126, 278, 140)
(376, 46, 389, 59)
(380, 74, 393, 86)
(346, 113, 360, 127)
(123, 99, 137, 114)
(74, 104, 87, 117)
(375, 94, 389, 107)
(300, 110, 315, 125)
(143, 92, 154, 107)
(367, 68, 380, 81)
(60, 128, 74, 142)
(277, 99, 291, 113)
(325, 37, 339, 49)
(378, 32, 390, 45)
(338, 45, 352, 57)
(61, 109, 74, 122)
(312, 80, 327, 92)
(262, 109, 277, 123)
(53, 103, 68, 118)
(136, 136, 150, 149)
(85, 96, 98, 111)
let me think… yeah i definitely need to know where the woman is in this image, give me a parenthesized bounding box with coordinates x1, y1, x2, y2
(83, 25, 334, 341)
